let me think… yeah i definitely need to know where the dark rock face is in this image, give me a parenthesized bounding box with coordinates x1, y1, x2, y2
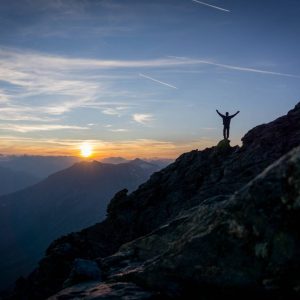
(9, 103, 300, 299)
(104, 146, 300, 299)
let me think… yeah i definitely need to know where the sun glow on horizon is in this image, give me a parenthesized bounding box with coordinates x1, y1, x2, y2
(80, 142, 93, 158)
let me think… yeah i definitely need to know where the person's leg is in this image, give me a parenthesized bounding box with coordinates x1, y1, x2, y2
(224, 126, 229, 139)
(223, 127, 226, 139)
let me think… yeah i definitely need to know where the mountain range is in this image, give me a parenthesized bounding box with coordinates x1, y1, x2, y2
(0, 156, 172, 197)
(7, 102, 300, 300)
(0, 159, 162, 291)
(101, 157, 174, 168)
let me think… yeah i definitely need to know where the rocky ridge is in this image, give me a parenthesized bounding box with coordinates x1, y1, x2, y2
(9, 103, 300, 299)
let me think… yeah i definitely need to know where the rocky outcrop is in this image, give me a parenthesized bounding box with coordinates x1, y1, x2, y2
(9, 102, 300, 299)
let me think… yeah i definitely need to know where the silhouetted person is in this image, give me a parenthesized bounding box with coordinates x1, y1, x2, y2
(216, 109, 240, 139)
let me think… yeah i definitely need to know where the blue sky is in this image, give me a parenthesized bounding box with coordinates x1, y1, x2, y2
(0, 0, 299, 158)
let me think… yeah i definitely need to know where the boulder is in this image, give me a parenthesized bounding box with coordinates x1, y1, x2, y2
(63, 259, 101, 287)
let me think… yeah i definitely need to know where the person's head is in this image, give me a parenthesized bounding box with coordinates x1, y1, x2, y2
(226, 112, 229, 116)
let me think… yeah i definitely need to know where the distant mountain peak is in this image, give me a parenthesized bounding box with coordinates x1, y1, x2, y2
(100, 157, 128, 164)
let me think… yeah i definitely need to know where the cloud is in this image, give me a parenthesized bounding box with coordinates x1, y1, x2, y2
(192, 0, 230, 13)
(0, 89, 11, 103)
(109, 128, 129, 132)
(1, 48, 298, 102)
(0, 47, 299, 126)
(0, 48, 192, 72)
(0, 65, 106, 122)
(102, 108, 121, 116)
(0, 124, 88, 133)
(0, 106, 59, 121)
(101, 106, 127, 116)
(8, 47, 292, 78)
(139, 73, 178, 89)
(132, 113, 154, 125)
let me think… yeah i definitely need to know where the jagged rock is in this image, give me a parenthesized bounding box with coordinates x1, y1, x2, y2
(9, 102, 300, 300)
(63, 259, 101, 288)
(106, 188, 128, 217)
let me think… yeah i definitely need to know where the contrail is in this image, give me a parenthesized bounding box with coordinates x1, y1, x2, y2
(168, 56, 300, 79)
(192, 0, 230, 13)
(210, 62, 300, 78)
(195, 60, 300, 78)
(139, 73, 178, 89)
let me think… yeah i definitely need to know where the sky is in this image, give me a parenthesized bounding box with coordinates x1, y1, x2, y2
(0, 0, 299, 159)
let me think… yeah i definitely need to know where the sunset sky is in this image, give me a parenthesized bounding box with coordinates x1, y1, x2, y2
(0, 0, 299, 158)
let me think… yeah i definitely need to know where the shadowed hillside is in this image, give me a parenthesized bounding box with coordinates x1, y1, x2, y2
(0, 159, 160, 291)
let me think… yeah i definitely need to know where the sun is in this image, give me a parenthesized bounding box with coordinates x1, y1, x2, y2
(80, 143, 93, 158)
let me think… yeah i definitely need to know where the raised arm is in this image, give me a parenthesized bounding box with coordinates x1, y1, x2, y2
(216, 109, 224, 117)
(231, 111, 240, 118)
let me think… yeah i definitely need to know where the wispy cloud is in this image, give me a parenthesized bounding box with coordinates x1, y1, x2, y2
(0, 124, 88, 133)
(102, 106, 128, 116)
(132, 113, 154, 125)
(0, 89, 11, 103)
(0, 48, 197, 125)
(109, 128, 129, 132)
(0, 47, 299, 128)
(0, 106, 59, 121)
(0, 48, 192, 71)
(102, 108, 121, 116)
(1, 48, 298, 96)
(192, 0, 230, 13)
(139, 73, 178, 89)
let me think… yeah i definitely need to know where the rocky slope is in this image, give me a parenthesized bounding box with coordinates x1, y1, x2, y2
(9, 103, 300, 299)
(50, 145, 300, 300)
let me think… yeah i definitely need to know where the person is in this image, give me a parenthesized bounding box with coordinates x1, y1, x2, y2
(216, 109, 240, 140)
